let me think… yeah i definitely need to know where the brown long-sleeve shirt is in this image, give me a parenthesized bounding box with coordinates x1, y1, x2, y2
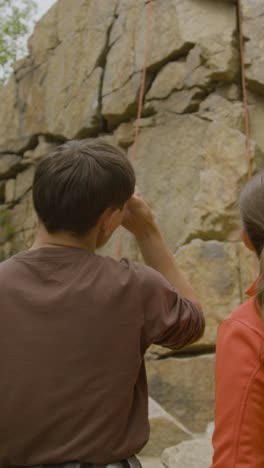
(0, 246, 204, 466)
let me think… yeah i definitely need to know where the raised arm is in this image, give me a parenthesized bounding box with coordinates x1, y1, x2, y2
(122, 193, 200, 306)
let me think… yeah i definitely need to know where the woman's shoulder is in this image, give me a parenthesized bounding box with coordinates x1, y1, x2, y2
(225, 297, 264, 339)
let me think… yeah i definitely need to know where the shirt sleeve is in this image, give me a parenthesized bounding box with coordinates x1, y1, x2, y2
(131, 261, 205, 351)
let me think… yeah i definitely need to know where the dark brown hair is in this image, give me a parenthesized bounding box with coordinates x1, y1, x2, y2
(33, 139, 135, 236)
(240, 171, 264, 312)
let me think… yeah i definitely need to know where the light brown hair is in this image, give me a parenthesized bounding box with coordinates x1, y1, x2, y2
(33, 139, 135, 236)
(240, 171, 264, 312)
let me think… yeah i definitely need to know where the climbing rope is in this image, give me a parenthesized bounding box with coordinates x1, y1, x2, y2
(238, 0, 252, 179)
(116, 0, 153, 257)
(116, 0, 253, 259)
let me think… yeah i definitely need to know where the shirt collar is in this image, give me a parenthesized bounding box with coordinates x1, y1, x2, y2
(245, 278, 259, 297)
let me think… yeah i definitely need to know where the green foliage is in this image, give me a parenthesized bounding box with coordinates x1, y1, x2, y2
(0, 208, 14, 242)
(0, 0, 37, 86)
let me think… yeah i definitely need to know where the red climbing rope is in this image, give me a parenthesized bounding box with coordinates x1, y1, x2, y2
(116, 0, 153, 258)
(238, 0, 252, 179)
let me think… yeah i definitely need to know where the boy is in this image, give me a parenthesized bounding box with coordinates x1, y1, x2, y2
(0, 139, 205, 468)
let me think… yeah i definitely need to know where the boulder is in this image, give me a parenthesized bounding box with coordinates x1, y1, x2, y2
(140, 398, 193, 458)
(102, 73, 141, 129)
(198, 95, 245, 132)
(114, 122, 135, 149)
(138, 457, 163, 468)
(146, 61, 186, 101)
(146, 354, 215, 433)
(215, 83, 240, 101)
(161, 436, 213, 468)
(147, 88, 205, 115)
(185, 31, 239, 89)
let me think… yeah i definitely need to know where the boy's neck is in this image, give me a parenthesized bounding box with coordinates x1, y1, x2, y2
(31, 224, 97, 252)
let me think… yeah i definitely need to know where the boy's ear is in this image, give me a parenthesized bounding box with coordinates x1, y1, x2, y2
(99, 207, 124, 237)
(241, 228, 255, 252)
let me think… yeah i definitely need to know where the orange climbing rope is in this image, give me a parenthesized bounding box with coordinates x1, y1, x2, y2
(116, 0, 153, 257)
(238, 0, 252, 180)
(116, 0, 252, 258)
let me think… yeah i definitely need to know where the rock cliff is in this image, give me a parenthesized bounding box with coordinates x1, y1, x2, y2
(0, 0, 263, 466)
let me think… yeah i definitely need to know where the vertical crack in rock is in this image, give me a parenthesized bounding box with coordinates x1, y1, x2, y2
(97, 1, 120, 133)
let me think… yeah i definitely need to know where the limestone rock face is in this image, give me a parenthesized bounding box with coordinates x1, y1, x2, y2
(248, 92, 264, 161)
(243, 0, 264, 95)
(0, 0, 119, 150)
(130, 107, 259, 251)
(24, 136, 57, 162)
(0, 155, 22, 180)
(9, 192, 37, 245)
(102, 0, 237, 127)
(15, 166, 35, 200)
(146, 61, 186, 100)
(146, 354, 215, 433)
(27, 2, 59, 61)
(175, 240, 254, 348)
(185, 31, 239, 89)
(130, 115, 208, 252)
(0, 77, 28, 153)
(199, 95, 245, 131)
(181, 121, 259, 244)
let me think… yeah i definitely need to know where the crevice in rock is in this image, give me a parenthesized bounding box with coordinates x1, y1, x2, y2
(136, 42, 195, 77)
(102, 43, 195, 104)
(102, 72, 138, 100)
(17, 135, 39, 156)
(97, 1, 120, 133)
(179, 223, 240, 247)
(37, 133, 66, 145)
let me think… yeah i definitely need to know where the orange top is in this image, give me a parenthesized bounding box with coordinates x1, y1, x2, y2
(211, 281, 264, 468)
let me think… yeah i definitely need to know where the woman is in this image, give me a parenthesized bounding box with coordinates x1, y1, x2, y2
(211, 172, 264, 468)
